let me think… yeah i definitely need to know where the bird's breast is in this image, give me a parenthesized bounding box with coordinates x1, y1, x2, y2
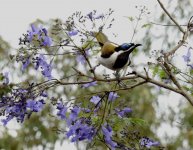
(98, 51, 130, 70)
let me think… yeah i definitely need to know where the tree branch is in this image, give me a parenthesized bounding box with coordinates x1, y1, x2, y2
(164, 30, 188, 57)
(162, 62, 193, 106)
(157, 0, 185, 34)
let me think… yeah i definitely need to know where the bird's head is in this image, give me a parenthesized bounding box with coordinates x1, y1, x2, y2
(118, 43, 142, 51)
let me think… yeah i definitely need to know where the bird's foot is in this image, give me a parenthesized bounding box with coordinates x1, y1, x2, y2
(113, 71, 128, 88)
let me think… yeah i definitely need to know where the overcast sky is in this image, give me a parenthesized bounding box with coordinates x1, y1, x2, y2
(0, 0, 158, 47)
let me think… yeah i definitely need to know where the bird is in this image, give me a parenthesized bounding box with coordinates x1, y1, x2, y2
(93, 32, 141, 73)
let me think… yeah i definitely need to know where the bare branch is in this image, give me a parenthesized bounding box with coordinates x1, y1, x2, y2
(162, 62, 193, 106)
(165, 30, 188, 57)
(157, 0, 185, 34)
(135, 72, 182, 94)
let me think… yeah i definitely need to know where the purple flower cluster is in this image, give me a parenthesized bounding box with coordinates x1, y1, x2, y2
(27, 24, 52, 47)
(140, 137, 160, 148)
(182, 47, 193, 69)
(66, 119, 96, 142)
(56, 102, 96, 142)
(34, 54, 52, 80)
(87, 11, 104, 21)
(26, 99, 45, 112)
(102, 124, 117, 150)
(0, 88, 46, 126)
(18, 24, 53, 79)
(21, 54, 52, 80)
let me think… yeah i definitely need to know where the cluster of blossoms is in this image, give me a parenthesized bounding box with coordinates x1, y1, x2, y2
(27, 24, 52, 47)
(0, 87, 47, 125)
(55, 90, 160, 149)
(21, 54, 52, 80)
(17, 24, 53, 80)
(56, 102, 96, 142)
(55, 92, 121, 149)
(87, 11, 105, 21)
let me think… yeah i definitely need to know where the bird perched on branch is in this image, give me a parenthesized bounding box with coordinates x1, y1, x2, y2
(93, 32, 141, 75)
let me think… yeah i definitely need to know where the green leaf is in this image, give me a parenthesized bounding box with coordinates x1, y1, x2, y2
(124, 118, 148, 127)
(159, 70, 167, 78)
(152, 66, 159, 77)
(124, 16, 134, 22)
(141, 24, 151, 28)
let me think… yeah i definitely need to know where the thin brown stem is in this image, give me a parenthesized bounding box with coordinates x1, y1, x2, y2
(157, 0, 185, 34)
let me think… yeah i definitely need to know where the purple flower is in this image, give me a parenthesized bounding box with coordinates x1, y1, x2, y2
(108, 92, 119, 102)
(115, 107, 132, 118)
(42, 36, 52, 46)
(90, 96, 101, 105)
(140, 137, 160, 148)
(2, 98, 27, 125)
(102, 124, 117, 150)
(87, 11, 104, 20)
(67, 106, 81, 125)
(0, 87, 48, 126)
(34, 54, 52, 80)
(95, 14, 104, 19)
(66, 119, 96, 142)
(28, 24, 39, 42)
(182, 47, 191, 63)
(27, 24, 52, 47)
(82, 81, 97, 88)
(68, 30, 78, 36)
(22, 57, 30, 71)
(26, 99, 45, 112)
(3, 72, 9, 85)
(87, 12, 93, 21)
(56, 102, 68, 120)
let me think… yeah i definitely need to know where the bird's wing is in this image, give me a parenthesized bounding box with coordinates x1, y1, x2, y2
(93, 32, 109, 47)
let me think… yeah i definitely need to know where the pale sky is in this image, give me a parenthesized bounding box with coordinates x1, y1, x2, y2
(0, 0, 187, 149)
(0, 0, 158, 47)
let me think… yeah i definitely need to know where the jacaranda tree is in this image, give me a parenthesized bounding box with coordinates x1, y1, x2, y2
(1, 1, 193, 149)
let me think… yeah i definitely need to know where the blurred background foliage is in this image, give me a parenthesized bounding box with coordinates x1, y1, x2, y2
(0, 0, 193, 149)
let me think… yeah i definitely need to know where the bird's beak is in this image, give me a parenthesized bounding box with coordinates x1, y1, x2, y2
(135, 44, 142, 47)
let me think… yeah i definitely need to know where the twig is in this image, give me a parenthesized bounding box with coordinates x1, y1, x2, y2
(164, 30, 188, 57)
(163, 62, 193, 106)
(149, 21, 187, 27)
(157, 0, 185, 34)
(130, 11, 143, 42)
(135, 72, 182, 94)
